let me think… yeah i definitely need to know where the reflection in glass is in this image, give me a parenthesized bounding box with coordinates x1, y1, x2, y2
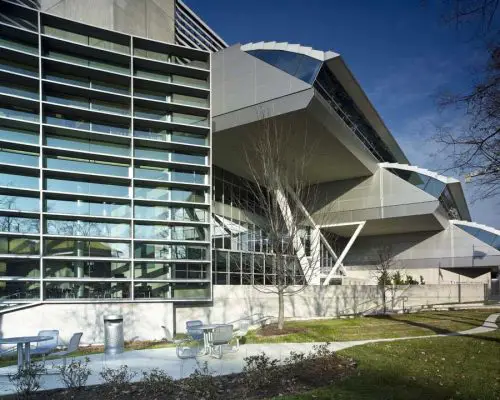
(0, 58, 38, 77)
(46, 50, 130, 75)
(134, 242, 171, 259)
(45, 178, 129, 198)
(171, 131, 207, 146)
(45, 239, 130, 258)
(45, 156, 130, 177)
(171, 189, 205, 203)
(0, 194, 39, 212)
(134, 186, 169, 201)
(0, 237, 39, 255)
(0, 281, 40, 300)
(0, 125, 38, 144)
(45, 198, 130, 218)
(134, 166, 169, 181)
(171, 282, 210, 299)
(45, 113, 130, 136)
(44, 260, 131, 278)
(0, 105, 38, 122)
(171, 151, 206, 165)
(134, 262, 170, 279)
(0, 172, 38, 189)
(0, 216, 39, 233)
(135, 205, 169, 220)
(0, 148, 38, 167)
(0, 258, 39, 277)
(172, 264, 208, 279)
(0, 81, 38, 99)
(134, 224, 169, 239)
(46, 135, 130, 157)
(46, 219, 130, 238)
(44, 281, 130, 300)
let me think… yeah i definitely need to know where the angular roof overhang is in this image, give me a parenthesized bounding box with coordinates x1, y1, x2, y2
(380, 163, 472, 221)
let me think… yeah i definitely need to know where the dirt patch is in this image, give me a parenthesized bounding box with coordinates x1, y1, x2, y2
(255, 323, 306, 336)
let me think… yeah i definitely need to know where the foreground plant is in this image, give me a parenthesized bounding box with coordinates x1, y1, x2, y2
(55, 357, 92, 390)
(8, 361, 46, 398)
(181, 361, 219, 399)
(141, 368, 177, 397)
(100, 364, 137, 390)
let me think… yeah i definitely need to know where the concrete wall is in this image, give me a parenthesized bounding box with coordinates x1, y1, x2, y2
(0, 302, 173, 346)
(0, 283, 485, 343)
(40, 0, 176, 43)
(174, 283, 486, 332)
(345, 225, 500, 271)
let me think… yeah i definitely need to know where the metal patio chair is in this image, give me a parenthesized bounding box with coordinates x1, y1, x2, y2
(175, 320, 204, 359)
(51, 332, 82, 367)
(30, 329, 59, 360)
(210, 324, 234, 359)
(232, 319, 250, 350)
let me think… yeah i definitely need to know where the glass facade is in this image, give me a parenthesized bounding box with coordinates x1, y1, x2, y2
(211, 166, 304, 285)
(0, 2, 211, 304)
(455, 223, 500, 251)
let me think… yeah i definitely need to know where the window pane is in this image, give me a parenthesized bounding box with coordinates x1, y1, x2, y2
(45, 156, 130, 177)
(46, 219, 130, 238)
(0, 281, 40, 300)
(0, 172, 38, 189)
(0, 237, 39, 255)
(0, 124, 38, 144)
(44, 260, 131, 278)
(134, 243, 171, 259)
(171, 189, 205, 203)
(45, 178, 129, 198)
(0, 148, 38, 167)
(171, 131, 207, 146)
(135, 166, 169, 181)
(0, 258, 39, 277)
(45, 198, 130, 218)
(134, 262, 170, 279)
(134, 186, 169, 201)
(0, 216, 39, 233)
(45, 239, 130, 258)
(134, 205, 169, 220)
(44, 281, 130, 300)
(0, 194, 39, 212)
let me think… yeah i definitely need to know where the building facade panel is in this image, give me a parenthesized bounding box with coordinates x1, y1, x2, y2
(0, 0, 212, 308)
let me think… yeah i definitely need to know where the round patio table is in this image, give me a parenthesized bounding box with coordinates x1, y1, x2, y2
(0, 336, 53, 369)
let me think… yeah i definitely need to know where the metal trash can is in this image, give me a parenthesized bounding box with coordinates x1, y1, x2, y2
(104, 315, 124, 355)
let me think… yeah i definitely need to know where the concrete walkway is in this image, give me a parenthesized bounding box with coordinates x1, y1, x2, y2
(0, 313, 498, 396)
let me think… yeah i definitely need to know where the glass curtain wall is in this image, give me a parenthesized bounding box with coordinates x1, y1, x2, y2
(0, 2, 211, 305)
(212, 166, 304, 285)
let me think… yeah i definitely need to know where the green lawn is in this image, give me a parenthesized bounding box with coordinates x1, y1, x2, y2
(246, 309, 498, 343)
(279, 328, 500, 400)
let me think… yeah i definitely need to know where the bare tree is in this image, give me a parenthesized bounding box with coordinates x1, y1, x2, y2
(371, 246, 398, 314)
(435, 0, 500, 200)
(239, 113, 324, 330)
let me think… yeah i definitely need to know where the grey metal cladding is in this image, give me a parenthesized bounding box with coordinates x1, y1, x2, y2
(212, 45, 312, 117)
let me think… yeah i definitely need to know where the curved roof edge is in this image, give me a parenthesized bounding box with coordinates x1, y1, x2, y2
(450, 220, 500, 236)
(240, 41, 339, 61)
(379, 163, 460, 184)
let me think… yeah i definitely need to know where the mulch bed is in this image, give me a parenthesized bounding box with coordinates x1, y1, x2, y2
(3, 351, 357, 399)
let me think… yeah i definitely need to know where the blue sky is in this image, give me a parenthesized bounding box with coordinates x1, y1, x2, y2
(186, 0, 499, 227)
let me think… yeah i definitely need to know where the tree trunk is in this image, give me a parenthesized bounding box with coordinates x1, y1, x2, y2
(277, 289, 285, 330)
(381, 285, 387, 314)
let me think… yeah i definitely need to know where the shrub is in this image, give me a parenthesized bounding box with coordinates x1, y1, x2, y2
(8, 361, 46, 398)
(243, 352, 280, 391)
(99, 365, 137, 389)
(56, 357, 92, 390)
(181, 361, 219, 399)
(141, 368, 177, 397)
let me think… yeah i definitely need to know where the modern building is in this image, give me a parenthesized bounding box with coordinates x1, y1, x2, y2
(0, 0, 498, 339)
